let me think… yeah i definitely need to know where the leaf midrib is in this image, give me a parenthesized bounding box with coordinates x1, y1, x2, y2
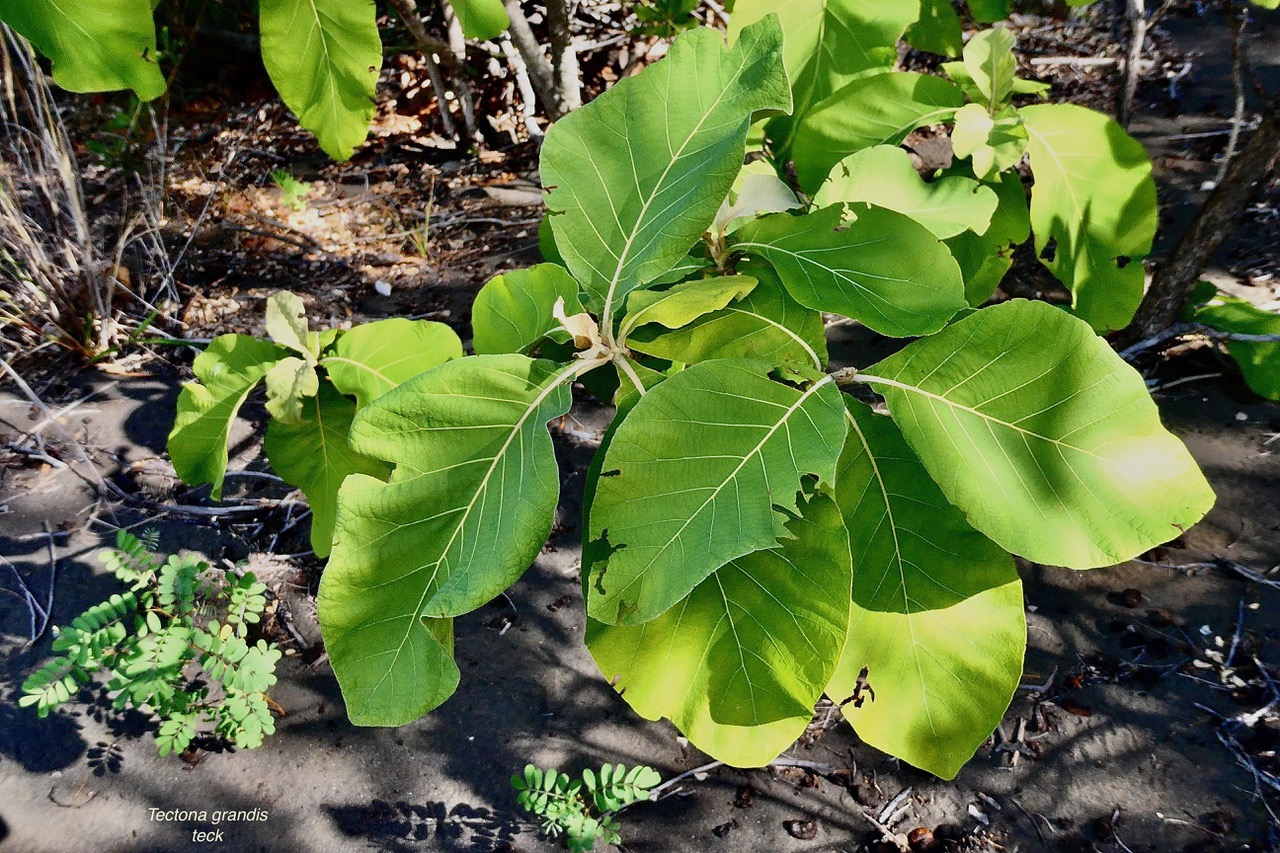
(599, 375, 835, 618)
(352, 361, 578, 713)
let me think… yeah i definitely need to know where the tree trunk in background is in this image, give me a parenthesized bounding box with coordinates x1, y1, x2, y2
(1117, 0, 1145, 128)
(547, 0, 582, 114)
(502, 0, 561, 116)
(1123, 105, 1280, 342)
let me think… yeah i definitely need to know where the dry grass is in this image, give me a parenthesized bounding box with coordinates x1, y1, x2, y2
(0, 26, 177, 367)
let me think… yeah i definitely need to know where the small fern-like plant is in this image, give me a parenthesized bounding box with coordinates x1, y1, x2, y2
(20, 530, 282, 756)
(512, 762, 661, 852)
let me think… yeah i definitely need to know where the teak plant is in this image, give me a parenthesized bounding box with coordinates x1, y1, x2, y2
(512, 762, 661, 852)
(303, 14, 1213, 780)
(21, 531, 282, 755)
(164, 11, 1218, 779)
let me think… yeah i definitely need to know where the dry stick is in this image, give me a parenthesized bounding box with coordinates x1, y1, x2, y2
(546, 0, 582, 114)
(1216, 2, 1250, 187)
(441, 5, 481, 142)
(385, 0, 459, 139)
(498, 36, 543, 139)
(1118, 0, 1146, 129)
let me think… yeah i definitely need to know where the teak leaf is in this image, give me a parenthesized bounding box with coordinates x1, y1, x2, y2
(326, 354, 573, 620)
(264, 291, 315, 361)
(445, 0, 509, 40)
(905, 0, 963, 55)
(1, 0, 165, 100)
(586, 359, 846, 625)
(732, 204, 966, 338)
(626, 265, 826, 370)
(1021, 103, 1157, 331)
(860, 299, 1215, 568)
(829, 400, 1024, 780)
(587, 492, 851, 767)
(944, 167, 1030, 306)
(169, 335, 289, 500)
(319, 356, 574, 724)
(961, 27, 1017, 110)
(812, 145, 1000, 239)
(618, 276, 758, 343)
(263, 357, 319, 425)
(792, 72, 965, 194)
(951, 103, 1027, 181)
(472, 264, 585, 356)
(729, 0, 919, 151)
(540, 17, 790, 323)
(258, 0, 382, 161)
(324, 318, 463, 409)
(263, 384, 391, 557)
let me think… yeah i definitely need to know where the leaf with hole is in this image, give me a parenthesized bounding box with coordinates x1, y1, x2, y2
(828, 399, 1023, 779)
(588, 492, 851, 766)
(812, 145, 999, 239)
(1021, 103, 1158, 331)
(586, 359, 846, 625)
(792, 72, 965, 194)
(1, 0, 165, 99)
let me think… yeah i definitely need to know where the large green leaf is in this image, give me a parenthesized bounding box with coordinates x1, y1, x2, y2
(472, 265, 584, 356)
(729, 0, 919, 152)
(944, 167, 1030, 306)
(323, 319, 463, 408)
(626, 264, 827, 371)
(1021, 104, 1158, 332)
(445, 0, 509, 40)
(587, 493, 852, 766)
(860, 299, 1215, 568)
(1186, 283, 1280, 400)
(812, 145, 999, 239)
(258, 0, 382, 161)
(540, 17, 790, 323)
(586, 359, 846, 625)
(904, 0, 963, 57)
(792, 72, 965, 194)
(319, 355, 573, 725)
(829, 399, 1023, 779)
(328, 354, 573, 618)
(1, 0, 165, 99)
(168, 335, 289, 500)
(617, 276, 757, 344)
(264, 383, 391, 557)
(732, 204, 966, 337)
